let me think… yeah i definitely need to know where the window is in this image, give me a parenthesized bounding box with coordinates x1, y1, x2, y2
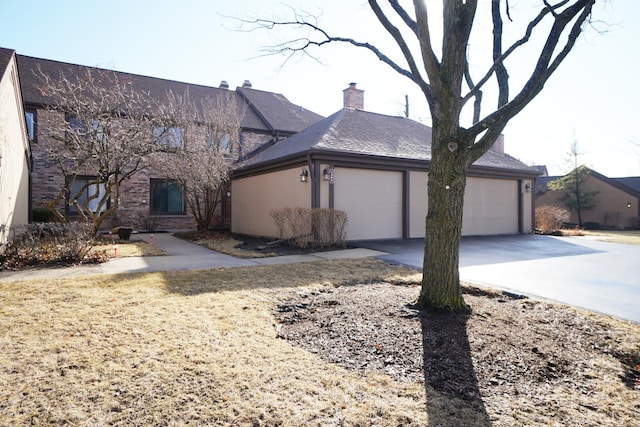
(67, 177, 108, 214)
(151, 179, 185, 215)
(66, 116, 104, 141)
(153, 125, 184, 149)
(25, 109, 36, 142)
(207, 132, 231, 155)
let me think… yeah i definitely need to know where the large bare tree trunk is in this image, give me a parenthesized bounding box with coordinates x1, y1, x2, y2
(418, 120, 470, 311)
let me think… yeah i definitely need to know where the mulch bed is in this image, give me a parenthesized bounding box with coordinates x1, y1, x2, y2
(274, 282, 640, 422)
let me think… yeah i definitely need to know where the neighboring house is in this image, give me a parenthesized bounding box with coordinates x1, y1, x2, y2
(15, 52, 322, 230)
(536, 167, 640, 229)
(232, 84, 540, 240)
(0, 48, 31, 243)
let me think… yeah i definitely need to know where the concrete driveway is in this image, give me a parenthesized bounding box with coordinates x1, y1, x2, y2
(353, 235, 640, 323)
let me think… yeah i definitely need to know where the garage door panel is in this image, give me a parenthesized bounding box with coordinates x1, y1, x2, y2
(335, 168, 403, 240)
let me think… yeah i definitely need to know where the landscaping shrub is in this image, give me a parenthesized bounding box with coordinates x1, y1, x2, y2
(32, 207, 59, 223)
(270, 207, 348, 248)
(0, 222, 106, 270)
(535, 205, 570, 234)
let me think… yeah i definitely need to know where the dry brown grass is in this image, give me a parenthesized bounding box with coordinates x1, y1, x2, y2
(193, 236, 277, 258)
(583, 230, 640, 246)
(93, 240, 167, 258)
(0, 259, 637, 426)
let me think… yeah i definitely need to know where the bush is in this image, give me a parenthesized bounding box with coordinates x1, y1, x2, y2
(269, 207, 348, 249)
(0, 222, 106, 270)
(535, 205, 570, 234)
(32, 207, 59, 223)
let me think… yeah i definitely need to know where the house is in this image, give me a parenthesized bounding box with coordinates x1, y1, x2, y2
(16, 52, 323, 230)
(9, 50, 542, 240)
(536, 167, 640, 229)
(232, 84, 541, 240)
(0, 48, 31, 243)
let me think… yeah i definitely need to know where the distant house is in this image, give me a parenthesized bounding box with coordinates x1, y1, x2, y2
(536, 167, 640, 229)
(16, 53, 322, 230)
(232, 84, 540, 240)
(0, 48, 31, 243)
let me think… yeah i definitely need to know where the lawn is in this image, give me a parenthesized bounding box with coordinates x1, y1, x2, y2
(0, 259, 638, 426)
(582, 230, 640, 245)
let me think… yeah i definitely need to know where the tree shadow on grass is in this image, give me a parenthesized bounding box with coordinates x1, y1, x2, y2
(421, 310, 491, 426)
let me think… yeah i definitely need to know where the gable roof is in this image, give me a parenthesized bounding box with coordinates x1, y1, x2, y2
(237, 87, 323, 134)
(236, 108, 540, 176)
(14, 53, 322, 135)
(536, 167, 640, 198)
(614, 177, 640, 193)
(0, 48, 15, 78)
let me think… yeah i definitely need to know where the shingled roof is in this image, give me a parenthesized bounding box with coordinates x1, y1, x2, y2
(0, 48, 15, 78)
(237, 108, 540, 176)
(15, 53, 322, 135)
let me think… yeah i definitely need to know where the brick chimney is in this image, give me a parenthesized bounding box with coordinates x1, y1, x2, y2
(343, 82, 364, 110)
(489, 134, 505, 154)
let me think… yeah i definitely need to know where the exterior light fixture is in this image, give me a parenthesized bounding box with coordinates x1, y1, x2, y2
(627, 201, 632, 208)
(524, 182, 532, 192)
(323, 167, 331, 181)
(300, 168, 309, 182)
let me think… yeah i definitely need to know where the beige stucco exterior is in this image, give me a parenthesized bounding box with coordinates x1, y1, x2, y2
(333, 167, 403, 240)
(537, 174, 639, 229)
(232, 165, 536, 241)
(0, 53, 30, 243)
(231, 167, 311, 237)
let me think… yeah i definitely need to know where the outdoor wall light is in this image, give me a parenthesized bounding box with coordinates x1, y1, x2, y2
(627, 201, 632, 208)
(300, 168, 309, 182)
(524, 182, 532, 192)
(323, 167, 332, 181)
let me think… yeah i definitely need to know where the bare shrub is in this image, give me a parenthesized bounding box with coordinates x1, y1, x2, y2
(269, 209, 288, 239)
(0, 223, 105, 270)
(312, 208, 348, 248)
(270, 207, 348, 248)
(285, 207, 313, 248)
(536, 205, 570, 234)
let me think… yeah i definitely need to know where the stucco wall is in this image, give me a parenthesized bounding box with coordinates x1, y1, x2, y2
(232, 167, 311, 238)
(333, 167, 403, 240)
(0, 58, 30, 243)
(537, 175, 638, 229)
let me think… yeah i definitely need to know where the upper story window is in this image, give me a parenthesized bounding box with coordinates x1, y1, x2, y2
(25, 109, 36, 142)
(206, 131, 231, 155)
(66, 116, 104, 141)
(153, 125, 184, 149)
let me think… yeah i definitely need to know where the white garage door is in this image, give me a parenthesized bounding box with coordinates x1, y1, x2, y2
(334, 168, 403, 240)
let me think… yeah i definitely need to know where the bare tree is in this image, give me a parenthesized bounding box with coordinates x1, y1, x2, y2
(246, 1, 598, 310)
(153, 90, 243, 232)
(37, 67, 166, 234)
(548, 140, 598, 226)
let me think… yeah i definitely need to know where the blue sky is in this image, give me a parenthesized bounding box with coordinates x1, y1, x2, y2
(2, 0, 638, 177)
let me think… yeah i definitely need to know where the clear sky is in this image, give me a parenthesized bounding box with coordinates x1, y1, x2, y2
(1, 0, 638, 177)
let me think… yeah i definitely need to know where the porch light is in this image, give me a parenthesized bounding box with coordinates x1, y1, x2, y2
(627, 201, 632, 208)
(300, 168, 309, 182)
(323, 167, 331, 181)
(524, 182, 531, 192)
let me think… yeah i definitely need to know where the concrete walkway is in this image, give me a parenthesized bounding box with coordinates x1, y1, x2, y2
(0, 232, 387, 283)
